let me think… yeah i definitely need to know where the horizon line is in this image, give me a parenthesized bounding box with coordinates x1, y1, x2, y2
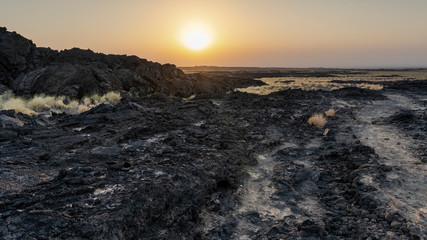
(178, 65, 427, 70)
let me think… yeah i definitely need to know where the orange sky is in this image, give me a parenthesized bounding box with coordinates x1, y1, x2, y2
(1, 0, 427, 68)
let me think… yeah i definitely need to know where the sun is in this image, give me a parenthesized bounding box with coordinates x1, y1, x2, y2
(181, 24, 213, 51)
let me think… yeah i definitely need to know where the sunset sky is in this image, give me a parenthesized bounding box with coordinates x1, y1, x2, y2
(1, 0, 427, 68)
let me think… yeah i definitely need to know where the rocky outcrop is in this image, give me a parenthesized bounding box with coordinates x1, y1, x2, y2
(0, 27, 42, 87)
(1, 27, 260, 98)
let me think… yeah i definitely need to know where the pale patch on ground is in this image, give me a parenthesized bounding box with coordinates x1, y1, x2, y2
(145, 133, 167, 145)
(236, 153, 292, 220)
(232, 141, 302, 239)
(93, 184, 124, 196)
(353, 93, 427, 234)
(193, 120, 206, 127)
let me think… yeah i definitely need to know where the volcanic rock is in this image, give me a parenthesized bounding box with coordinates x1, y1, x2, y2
(1, 27, 261, 98)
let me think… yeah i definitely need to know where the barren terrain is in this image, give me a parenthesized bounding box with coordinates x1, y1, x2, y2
(1, 73, 426, 239)
(1, 27, 426, 240)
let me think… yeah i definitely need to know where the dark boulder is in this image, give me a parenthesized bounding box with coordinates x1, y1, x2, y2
(11, 63, 121, 97)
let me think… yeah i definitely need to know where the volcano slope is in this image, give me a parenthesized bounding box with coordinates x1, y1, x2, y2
(0, 80, 426, 239)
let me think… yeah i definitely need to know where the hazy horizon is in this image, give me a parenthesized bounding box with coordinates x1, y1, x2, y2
(178, 65, 427, 70)
(1, 0, 427, 68)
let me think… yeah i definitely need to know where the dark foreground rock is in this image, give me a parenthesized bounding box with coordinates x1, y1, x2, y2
(0, 94, 251, 239)
(1, 79, 426, 239)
